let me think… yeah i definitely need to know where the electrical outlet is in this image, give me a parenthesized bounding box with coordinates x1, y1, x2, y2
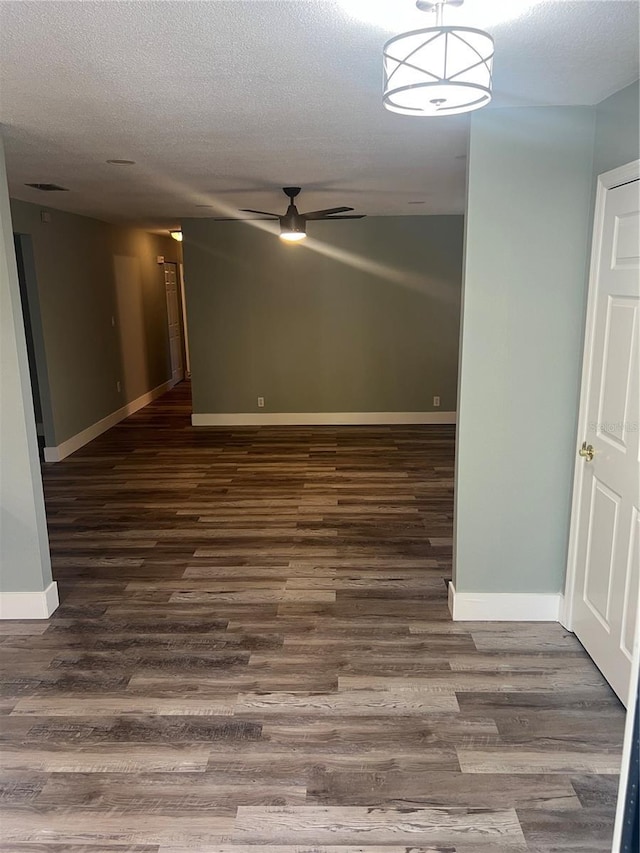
(257, 396, 265, 408)
(116, 380, 121, 393)
(433, 395, 441, 407)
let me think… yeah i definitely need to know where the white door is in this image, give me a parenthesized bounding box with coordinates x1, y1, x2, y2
(566, 166, 640, 705)
(164, 263, 184, 383)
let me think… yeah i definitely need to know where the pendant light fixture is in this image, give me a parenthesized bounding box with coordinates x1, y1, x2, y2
(383, 0, 494, 117)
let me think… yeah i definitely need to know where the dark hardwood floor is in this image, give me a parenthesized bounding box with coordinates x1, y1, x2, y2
(0, 381, 625, 851)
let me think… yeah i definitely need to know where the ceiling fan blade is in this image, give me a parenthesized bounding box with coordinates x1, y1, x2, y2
(240, 208, 279, 217)
(213, 216, 274, 221)
(303, 206, 354, 219)
(315, 214, 366, 220)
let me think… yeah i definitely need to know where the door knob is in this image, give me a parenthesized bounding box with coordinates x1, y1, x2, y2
(579, 441, 595, 462)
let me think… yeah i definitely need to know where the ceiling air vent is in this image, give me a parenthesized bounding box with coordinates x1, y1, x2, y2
(25, 183, 69, 192)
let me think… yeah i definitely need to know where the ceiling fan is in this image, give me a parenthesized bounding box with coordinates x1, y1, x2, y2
(240, 187, 366, 242)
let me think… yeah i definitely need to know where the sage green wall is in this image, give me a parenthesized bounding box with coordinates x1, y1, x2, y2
(183, 216, 464, 415)
(9, 200, 181, 446)
(594, 79, 639, 177)
(454, 81, 639, 596)
(0, 139, 53, 594)
(454, 106, 597, 594)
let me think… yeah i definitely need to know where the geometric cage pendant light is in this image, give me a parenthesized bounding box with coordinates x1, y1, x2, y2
(383, 0, 494, 116)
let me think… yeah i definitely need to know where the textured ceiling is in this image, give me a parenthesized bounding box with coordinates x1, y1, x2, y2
(0, 0, 638, 229)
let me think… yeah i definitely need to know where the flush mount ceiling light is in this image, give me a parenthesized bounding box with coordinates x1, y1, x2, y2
(383, 0, 494, 117)
(170, 230, 183, 242)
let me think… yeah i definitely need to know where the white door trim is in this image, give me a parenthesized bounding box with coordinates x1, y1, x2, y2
(178, 262, 191, 378)
(164, 262, 184, 383)
(562, 159, 640, 631)
(612, 613, 640, 849)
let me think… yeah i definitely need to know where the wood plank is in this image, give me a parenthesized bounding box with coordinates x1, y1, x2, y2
(11, 698, 237, 716)
(232, 805, 526, 846)
(0, 811, 233, 845)
(0, 745, 210, 773)
(457, 749, 622, 774)
(307, 769, 581, 810)
(234, 689, 459, 716)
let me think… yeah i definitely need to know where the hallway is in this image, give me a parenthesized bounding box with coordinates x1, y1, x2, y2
(0, 382, 625, 850)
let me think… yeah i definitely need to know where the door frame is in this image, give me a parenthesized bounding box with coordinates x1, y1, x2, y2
(613, 626, 640, 847)
(562, 158, 640, 633)
(163, 261, 185, 384)
(178, 262, 191, 378)
(12, 232, 56, 449)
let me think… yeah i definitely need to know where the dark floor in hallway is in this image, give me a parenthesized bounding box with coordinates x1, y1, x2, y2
(0, 381, 626, 851)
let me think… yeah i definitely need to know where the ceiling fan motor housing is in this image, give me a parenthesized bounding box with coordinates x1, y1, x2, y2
(281, 203, 306, 234)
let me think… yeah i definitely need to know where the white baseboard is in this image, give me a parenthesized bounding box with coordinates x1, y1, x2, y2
(0, 581, 59, 620)
(448, 583, 564, 622)
(192, 411, 457, 427)
(44, 379, 176, 462)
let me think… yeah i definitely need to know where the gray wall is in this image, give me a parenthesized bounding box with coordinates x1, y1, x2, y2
(0, 139, 53, 594)
(454, 80, 639, 595)
(183, 216, 464, 415)
(9, 201, 181, 446)
(454, 106, 597, 594)
(594, 79, 639, 177)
